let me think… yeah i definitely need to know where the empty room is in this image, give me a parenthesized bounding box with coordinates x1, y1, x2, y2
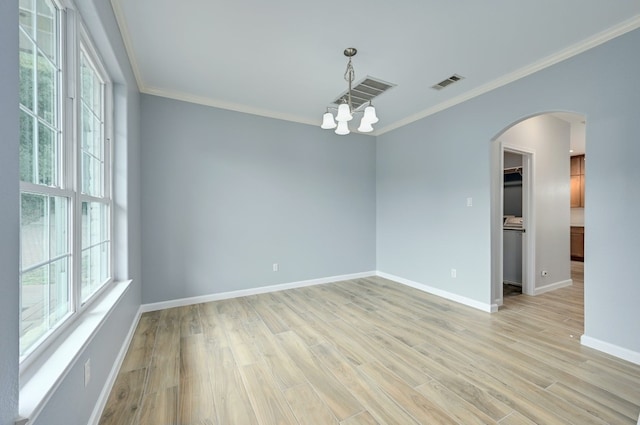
(2, 1, 640, 424)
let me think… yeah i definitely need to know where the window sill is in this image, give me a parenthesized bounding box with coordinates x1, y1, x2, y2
(18, 279, 132, 423)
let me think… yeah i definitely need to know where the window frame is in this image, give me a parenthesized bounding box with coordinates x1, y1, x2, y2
(18, 0, 114, 370)
(75, 22, 114, 307)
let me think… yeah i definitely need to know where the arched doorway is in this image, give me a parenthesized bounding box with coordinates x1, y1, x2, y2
(490, 111, 586, 308)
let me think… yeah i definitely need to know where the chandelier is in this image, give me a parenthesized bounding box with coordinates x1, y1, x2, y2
(320, 48, 379, 135)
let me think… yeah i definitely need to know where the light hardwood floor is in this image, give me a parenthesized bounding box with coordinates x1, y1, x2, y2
(99, 263, 640, 424)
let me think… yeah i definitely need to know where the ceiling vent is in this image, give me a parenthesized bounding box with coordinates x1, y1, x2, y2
(431, 74, 465, 90)
(332, 76, 396, 110)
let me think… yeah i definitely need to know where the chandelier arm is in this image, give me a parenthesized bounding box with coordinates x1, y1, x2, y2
(327, 106, 364, 115)
(326, 106, 365, 114)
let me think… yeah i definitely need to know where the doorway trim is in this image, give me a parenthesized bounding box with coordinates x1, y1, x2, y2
(504, 144, 535, 297)
(493, 141, 536, 307)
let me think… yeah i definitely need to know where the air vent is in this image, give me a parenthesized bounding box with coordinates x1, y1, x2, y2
(431, 74, 465, 90)
(333, 76, 396, 110)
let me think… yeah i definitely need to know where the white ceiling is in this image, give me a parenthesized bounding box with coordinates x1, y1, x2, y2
(110, 1, 640, 135)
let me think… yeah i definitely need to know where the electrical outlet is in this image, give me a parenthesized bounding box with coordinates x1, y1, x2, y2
(451, 268, 457, 278)
(272, 263, 279, 272)
(84, 359, 91, 387)
(466, 197, 473, 207)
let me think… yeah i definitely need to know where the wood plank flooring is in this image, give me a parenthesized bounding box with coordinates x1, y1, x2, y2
(99, 263, 640, 424)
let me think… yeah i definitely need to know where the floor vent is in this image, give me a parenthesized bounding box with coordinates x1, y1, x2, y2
(333, 76, 396, 110)
(431, 74, 465, 90)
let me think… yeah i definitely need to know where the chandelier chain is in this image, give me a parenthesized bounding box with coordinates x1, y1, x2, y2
(344, 57, 355, 83)
(344, 57, 355, 110)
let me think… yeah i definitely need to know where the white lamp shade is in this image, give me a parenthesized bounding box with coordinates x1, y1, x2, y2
(321, 112, 337, 129)
(335, 103, 353, 122)
(362, 105, 379, 124)
(335, 120, 350, 135)
(357, 119, 374, 133)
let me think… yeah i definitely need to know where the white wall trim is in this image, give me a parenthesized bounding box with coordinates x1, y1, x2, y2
(108, 5, 640, 137)
(376, 271, 494, 313)
(87, 305, 143, 425)
(140, 271, 377, 312)
(18, 280, 132, 424)
(109, 0, 144, 89)
(534, 278, 572, 295)
(376, 15, 640, 136)
(140, 85, 326, 129)
(502, 145, 536, 297)
(581, 335, 640, 366)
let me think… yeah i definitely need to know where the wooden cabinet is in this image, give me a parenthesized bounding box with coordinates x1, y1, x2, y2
(570, 155, 585, 207)
(570, 155, 583, 175)
(570, 226, 584, 261)
(570, 175, 585, 207)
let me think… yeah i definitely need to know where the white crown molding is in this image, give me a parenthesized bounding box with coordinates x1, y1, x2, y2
(141, 85, 320, 127)
(376, 14, 640, 136)
(143, 81, 379, 137)
(109, 0, 145, 90)
(109, 6, 640, 136)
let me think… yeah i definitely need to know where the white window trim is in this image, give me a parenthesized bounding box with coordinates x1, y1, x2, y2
(75, 17, 115, 307)
(19, 279, 133, 422)
(19, 0, 115, 371)
(19, 0, 71, 368)
(17, 2, 132, 423)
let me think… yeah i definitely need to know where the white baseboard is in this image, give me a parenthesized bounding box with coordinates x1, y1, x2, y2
(140, 271, 377, 312)
(533, 278, 572, 295)
(375, 271, 494, 313)
(87, 305, 143, 425)
(581, 335, 640, 366)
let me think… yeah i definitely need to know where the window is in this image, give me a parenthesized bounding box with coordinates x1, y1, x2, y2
(19, 0, 112, 362)
(79, 45, 112, 302)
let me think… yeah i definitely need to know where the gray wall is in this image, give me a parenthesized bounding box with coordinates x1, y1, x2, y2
(141, 95, 376, 304)
(376, 105, 493, 304)
(0, 0, 20, 423)
(498, 114, 571, 290)
(377, 28, 640, 353)
(0, 0, 142, 424)
(3, 8, 639, 424)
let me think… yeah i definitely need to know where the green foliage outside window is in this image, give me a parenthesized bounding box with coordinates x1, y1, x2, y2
(19, 45, 58, 224)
